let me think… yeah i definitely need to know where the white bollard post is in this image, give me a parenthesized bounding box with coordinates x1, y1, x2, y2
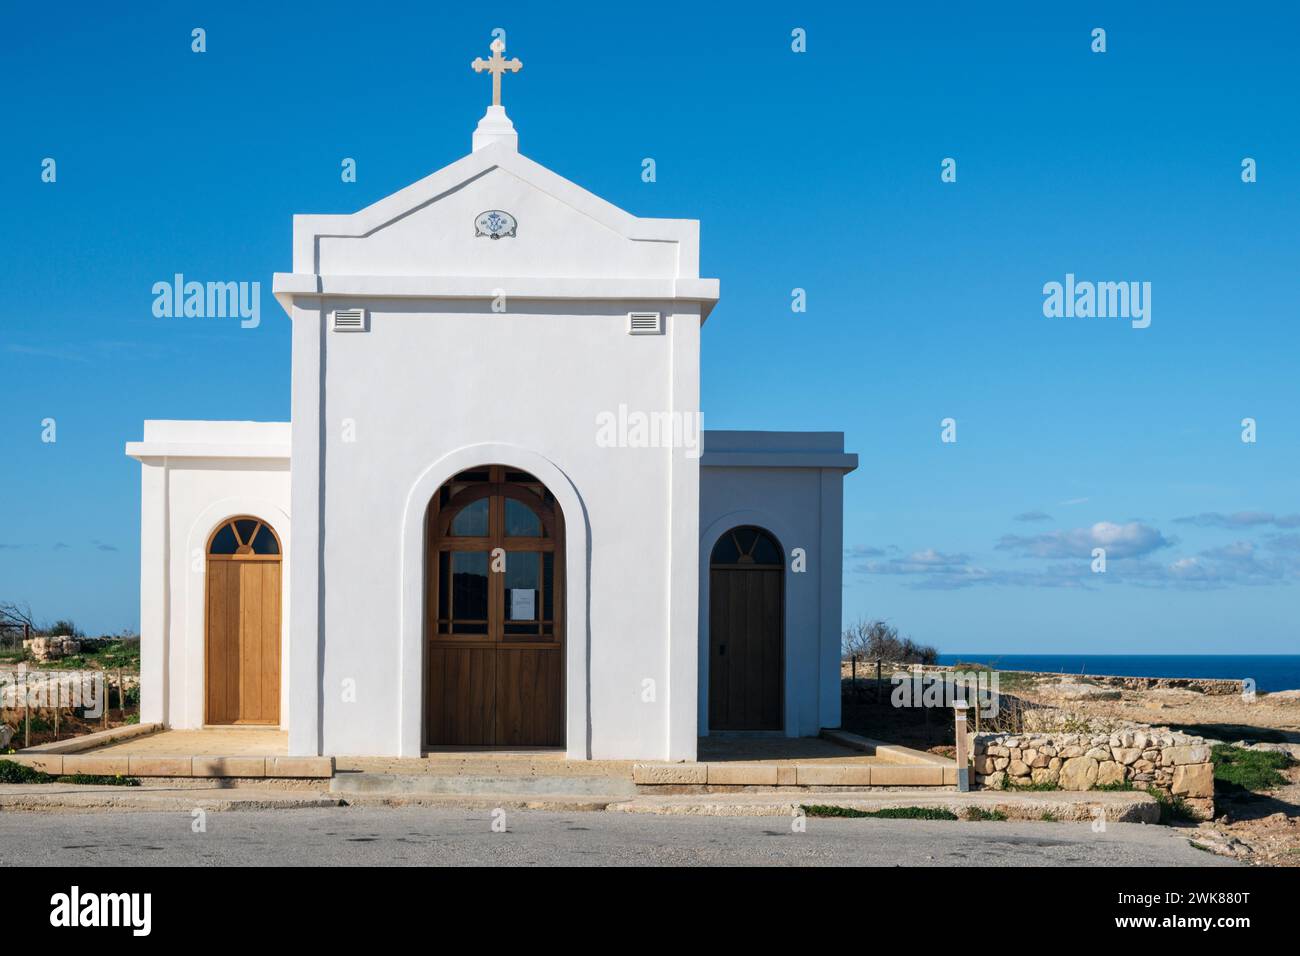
(953, 700, 970, 792)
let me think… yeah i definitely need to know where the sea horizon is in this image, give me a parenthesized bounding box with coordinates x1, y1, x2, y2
(935, 653, 1300, 693)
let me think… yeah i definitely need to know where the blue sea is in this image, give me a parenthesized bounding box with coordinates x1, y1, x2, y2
(936, 655, 1300, 693)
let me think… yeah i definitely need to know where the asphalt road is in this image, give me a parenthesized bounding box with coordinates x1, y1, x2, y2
(0, 806, 1233, 866)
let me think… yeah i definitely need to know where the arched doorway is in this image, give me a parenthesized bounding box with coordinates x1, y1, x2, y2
(709, 525, 784, 732)
(205, 516, 282, 725)
(425, 465, 565, 747)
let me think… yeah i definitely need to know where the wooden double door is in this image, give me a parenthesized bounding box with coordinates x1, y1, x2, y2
(425, 466, 564, 748)
(205, 517, 282, 725)
(709, 526, 784, 732)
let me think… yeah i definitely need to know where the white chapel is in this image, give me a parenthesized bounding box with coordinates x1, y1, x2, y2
(126, 41, 858, 761)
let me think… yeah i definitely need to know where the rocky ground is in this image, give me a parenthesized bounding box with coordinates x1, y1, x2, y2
(1007, 676, 1300, 867)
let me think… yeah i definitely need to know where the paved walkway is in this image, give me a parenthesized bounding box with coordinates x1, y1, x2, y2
(88, 728, 288, 756)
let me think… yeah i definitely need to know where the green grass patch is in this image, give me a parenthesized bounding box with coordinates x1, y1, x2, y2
(801, 804, 960, 820)
(28, 638, 141, 673)
(1146, 787, 1197, 824)
(1093, 780, 1136, 792)
(56, 773, 141, 787)
(1004, 778, 1060, 792)
(0, 759, 55, 783)
(1211, 745, 1292, 792)
(1038, 811, 1059, 822)
(963, 807, 1007, 821)
(0, 760, 140, 786)
(992, 671, 1039, 692)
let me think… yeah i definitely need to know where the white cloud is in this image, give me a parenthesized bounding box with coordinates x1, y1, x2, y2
(996, 521, 1172, 560)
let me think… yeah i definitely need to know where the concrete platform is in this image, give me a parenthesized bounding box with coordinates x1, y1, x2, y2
(330, 771, 637, 799)
(90, 728, 288, 756)
(6, 728, 332, 779)
(633, 731, 958, 787)
(337, 750, 633, 778)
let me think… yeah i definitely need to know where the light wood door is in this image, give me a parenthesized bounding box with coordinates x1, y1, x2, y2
(206, 519, 282, 725)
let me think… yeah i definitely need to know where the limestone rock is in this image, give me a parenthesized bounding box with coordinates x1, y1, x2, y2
(1096, 761, 1125, 787)
(1008, 759, 1030, 777)
(1172, 763, 1215, 798)
(1058, 756, 1100, 790)
(1040, 683, 1122, 701)
(982, 771, 1007, 791)
(1162, 745, 1211, 766)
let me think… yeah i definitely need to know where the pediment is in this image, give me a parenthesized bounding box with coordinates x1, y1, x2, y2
(292, 142, 699, 282)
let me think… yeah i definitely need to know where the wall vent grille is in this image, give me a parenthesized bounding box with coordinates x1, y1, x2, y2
(332, 308, 367, 332)
(628, 311, 663, 335)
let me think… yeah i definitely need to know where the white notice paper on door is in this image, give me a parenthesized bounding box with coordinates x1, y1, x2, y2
(510, 589, 536, 621)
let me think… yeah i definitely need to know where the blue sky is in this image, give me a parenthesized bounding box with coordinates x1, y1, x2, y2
(1, 2, 1297, 652)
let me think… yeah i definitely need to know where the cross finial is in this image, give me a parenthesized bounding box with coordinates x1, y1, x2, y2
(471, 37, 522, 108)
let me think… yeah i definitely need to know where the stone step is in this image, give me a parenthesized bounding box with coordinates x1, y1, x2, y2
(329, 772, 638, 798)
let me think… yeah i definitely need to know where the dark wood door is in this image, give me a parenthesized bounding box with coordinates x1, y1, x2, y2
(425, 466, 564, 748)
(709, 527, 784, 732)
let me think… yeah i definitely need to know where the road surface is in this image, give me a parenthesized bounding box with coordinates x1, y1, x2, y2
(0, 806, 1232, 866)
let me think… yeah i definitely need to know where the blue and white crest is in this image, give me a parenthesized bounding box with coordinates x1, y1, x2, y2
(474, 209, 517, 239)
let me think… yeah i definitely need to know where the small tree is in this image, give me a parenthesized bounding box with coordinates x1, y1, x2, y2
(44, 619, 85, 639)
(841, 619, 938, 665)
(0, 601, 36, 651)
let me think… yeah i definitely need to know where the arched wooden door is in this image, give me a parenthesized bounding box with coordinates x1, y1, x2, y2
(709, 526, 784, 732)
(425, 466, 564, 748)
(205, 517, 282, 725)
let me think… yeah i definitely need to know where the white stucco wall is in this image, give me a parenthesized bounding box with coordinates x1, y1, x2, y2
(699, 432, 856, 738)
(127, 421, 291, 730)
(286, 298, 699, 760)
(276, 128, 713, 761)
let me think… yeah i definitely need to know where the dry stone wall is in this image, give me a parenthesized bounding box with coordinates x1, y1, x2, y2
(973, 728, 1215, 820)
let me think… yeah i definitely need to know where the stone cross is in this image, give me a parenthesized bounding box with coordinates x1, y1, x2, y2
(471, 38, 522, 107)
